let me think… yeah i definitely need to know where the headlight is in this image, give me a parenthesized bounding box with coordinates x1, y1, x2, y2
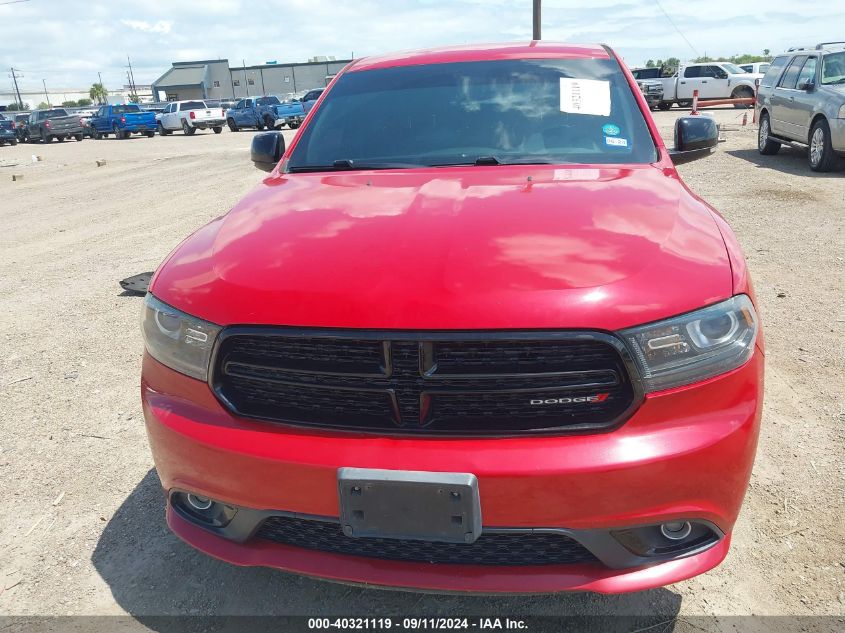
(141, 294, 221, 381)
(621, 295, 758, 393)
(838, 104, 845, 119)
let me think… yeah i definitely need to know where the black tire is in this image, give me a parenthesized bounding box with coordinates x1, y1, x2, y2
(677, 100, 692, 108)
(731, 86, 754, 109)
(94, 130, 102, 140)
(181, 120, 196, 136)
(158, 122, 170, 136)
(43, 134, 52, 143)
(10, 138, 17, 146)
(213, 126, 222, 134)
(227, 118, 238, 132)
(255, 120, 265, 131)
(57, 136, 66, 142)
(145, 131, 155, 138)
(757, 112, 781, 155)
(808, 118, 838, 172)
(113, 125, 124, 140)
(264, 115, 275, 129)
(288, 120, 301, 129)
(75, 133, 83, 142)
(657, 102, 671, 111)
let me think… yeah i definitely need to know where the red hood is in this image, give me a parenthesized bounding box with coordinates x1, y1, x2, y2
(151, 165, 731, 331)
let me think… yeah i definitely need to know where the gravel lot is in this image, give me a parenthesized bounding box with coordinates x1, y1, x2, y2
(0, 109, 843, 625)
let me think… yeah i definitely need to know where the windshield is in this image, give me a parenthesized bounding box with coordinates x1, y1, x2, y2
(257, 96, 281, 106)
(112, 105, 141, 114)
(287, 58, 657, 171)
(43, 109, 68, 117)
(821, 52, 845, 84)
(722, 63, 745, 75)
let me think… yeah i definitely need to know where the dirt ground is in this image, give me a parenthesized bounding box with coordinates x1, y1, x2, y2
(0, 108, 843, 624)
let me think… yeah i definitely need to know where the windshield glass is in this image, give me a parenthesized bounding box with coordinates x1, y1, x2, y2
(287, 58, 657, 171)
(43, 109, 68, 117)
(257, 96, 281, 106)
(112, 105, 141, 114)
(821, 52, 845, 84)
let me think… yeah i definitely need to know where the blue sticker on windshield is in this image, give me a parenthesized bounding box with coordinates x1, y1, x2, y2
(602, 124, 621, 136)
(605, 137, 629, 148)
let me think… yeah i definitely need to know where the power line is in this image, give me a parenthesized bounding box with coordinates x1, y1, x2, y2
(0, 0, 32, 5)
(652, 0, 700, 57)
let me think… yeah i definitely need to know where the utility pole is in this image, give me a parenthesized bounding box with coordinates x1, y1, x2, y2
(533, 0, 541, 40)
(126, 55, 138, 97)
(242, 59, 248, 97)
(42, 79, 50, 107)
(8, 67, 24, 109)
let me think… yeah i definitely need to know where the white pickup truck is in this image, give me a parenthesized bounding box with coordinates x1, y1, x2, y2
(632, 62, 763, 109)
(156, 100, 226, 135)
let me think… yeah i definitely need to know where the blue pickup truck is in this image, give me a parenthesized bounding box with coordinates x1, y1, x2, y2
(225, 96, 305, 131)
(89, 104, 157, 139)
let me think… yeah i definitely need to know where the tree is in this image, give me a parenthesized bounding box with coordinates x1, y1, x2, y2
(90, 82, 108, 104)
(61, 100, 78, 108)
(77, 98, 93, 107)
(128, 93, 140, 104)
(664, 57, 680, 69)
(645, 59, 656, 68)
(6, 101, 29, 111)
(37, 102, 50, 110)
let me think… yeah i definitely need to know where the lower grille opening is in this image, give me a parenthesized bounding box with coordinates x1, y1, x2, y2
(254, 515, 599, 566)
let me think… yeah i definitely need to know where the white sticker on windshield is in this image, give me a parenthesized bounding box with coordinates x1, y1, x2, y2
(559, 78, 611, 116)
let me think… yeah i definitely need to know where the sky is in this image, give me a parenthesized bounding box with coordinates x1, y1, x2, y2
(1, 0, 841, 94)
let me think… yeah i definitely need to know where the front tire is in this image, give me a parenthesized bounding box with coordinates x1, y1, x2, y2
(264, 115, 275, 129)
(809, 118, 838, 172)
(255, 120, 265, 131)
(657, 102, 671, 111)
(145, 131, 155, 138)
(758, 112, 781, 155)
(75, 133, 83, 141)
(227, 118, 239, 132)
(731, 86, 754, 109)
(213, 126, 222, 134)
(288, 120, 301, 129)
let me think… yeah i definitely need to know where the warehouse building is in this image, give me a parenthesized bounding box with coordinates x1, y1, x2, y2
(151, 57, 351, 101)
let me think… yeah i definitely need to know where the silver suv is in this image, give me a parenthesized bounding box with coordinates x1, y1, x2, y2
(756, 42, 845, 171)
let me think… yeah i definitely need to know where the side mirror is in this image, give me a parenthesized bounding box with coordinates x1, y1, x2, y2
(669, 116, 719, 165)
(797, 81, 814, 91)
(251, 131, 285, 172)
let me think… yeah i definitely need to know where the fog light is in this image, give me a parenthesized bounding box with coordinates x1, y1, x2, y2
(660, 521, 692, 541)
(186, 494, 213, 511)
(171, 491, 237, 528)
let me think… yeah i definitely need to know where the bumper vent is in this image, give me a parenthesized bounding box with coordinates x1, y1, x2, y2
(211, 329, 640, 435)
(255, 515, 599, 566)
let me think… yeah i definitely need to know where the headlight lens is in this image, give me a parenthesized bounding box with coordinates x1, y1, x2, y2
(838, 104, 845, 119)
(141, 294, 221, 381)
(622, 295, 758, 392)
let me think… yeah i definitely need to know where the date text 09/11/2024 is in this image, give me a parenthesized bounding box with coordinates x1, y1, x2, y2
(307, 618, 527, 630)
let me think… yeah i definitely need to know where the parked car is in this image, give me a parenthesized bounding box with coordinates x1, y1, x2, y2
(756, 42, 845, 171)
(635, 78, 664, 109)
(0, 118, 18, 146)
(89, 104, 156, 139)
(158, 100, 225, 135)
(25, 108, 84, 143)
(633, 63, 762, 108)
(225, 96, 304, 131)
(141, 42, 762, 595)
(75, 109, 98, 138)
(739, 62, 771, 74)
(300, 88, 324, 113)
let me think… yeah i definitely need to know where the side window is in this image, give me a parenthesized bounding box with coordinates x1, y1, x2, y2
(245, 99, 253, 107)
(739, 65, 751, 73)
(683, 66, 701, 78)
(778, 56, 807, 89)
(795, 57, 818, 88)
(762, 56, 790, 87)
(708, 66, 728, 79)
(234, 100, 244, 109)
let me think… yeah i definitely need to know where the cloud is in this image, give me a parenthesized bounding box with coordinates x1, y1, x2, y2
(120, 19, 172, 34)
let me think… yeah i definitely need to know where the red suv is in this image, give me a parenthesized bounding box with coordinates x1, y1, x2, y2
(141, 43, 763, 594)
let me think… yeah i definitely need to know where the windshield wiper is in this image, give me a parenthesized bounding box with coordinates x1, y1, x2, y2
(430, 156, 556, 167)
(288, 159, 423, 173)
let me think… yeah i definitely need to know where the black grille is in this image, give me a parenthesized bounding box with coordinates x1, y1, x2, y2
(255, 515, 598, 566)
(212, 330, 639, 435)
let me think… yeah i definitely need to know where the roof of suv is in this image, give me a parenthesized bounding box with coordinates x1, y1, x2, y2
(348, 42, 611, 72)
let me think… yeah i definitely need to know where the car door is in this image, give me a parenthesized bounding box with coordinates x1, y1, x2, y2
(783, 56, 819, 142)
(230, 100, 244, 125)
(165, 103, 180, 129)
(702, 65, 730, 98)
(677, 66, 702, 100)
(242, 99, 257, 125)
(770, 56, 807, 139)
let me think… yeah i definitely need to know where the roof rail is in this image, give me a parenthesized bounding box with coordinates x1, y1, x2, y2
(816, 41, 845, 50)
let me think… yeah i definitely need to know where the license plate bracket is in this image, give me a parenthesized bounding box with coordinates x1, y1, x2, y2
(338, 468, 482, 544)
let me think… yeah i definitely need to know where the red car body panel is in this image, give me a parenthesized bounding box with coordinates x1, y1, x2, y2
(142, 42, 764, 593)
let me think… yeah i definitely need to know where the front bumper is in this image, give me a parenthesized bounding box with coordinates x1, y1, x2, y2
(142, 348, 763, 593)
